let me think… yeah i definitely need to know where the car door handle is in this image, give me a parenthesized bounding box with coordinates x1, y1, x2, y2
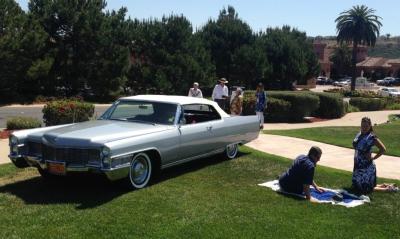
(206, 126, 213, 131)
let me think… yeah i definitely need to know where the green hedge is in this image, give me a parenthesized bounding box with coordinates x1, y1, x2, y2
(243, 91, 320, 122)
(312, 93, 345, 118)
(264, 98, 292, 122)
(243, 94, 292, 122)
(268, 91, 320, 122)
(6, 117, 42, 130)
(349, 98, 387, 111)
(242, 91, 256, 116)
(324, 88, 380, 98)
(42, 100, 95, 126)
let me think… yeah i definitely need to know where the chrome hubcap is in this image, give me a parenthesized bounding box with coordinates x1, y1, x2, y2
(227, 144, 238, 158)
(131, 156, 149, 185)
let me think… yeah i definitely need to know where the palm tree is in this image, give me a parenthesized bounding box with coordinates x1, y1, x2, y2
(335, 5, 382, 91)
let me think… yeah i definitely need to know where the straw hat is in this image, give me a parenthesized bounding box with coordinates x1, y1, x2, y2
(218, 78, 228, 84)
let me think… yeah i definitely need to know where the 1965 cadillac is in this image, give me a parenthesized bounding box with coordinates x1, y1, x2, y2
(9, 95, 260, 189)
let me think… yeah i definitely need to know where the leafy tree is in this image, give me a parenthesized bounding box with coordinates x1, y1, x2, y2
(197, 6, 253, 85)
(335, 5, 382, 91)
(87, 8, 130, 100)
(330, 44, 352, 79)
(0, 0, 51, 102)
(26, 0, 131, 100)
(230, 38, 271, 88)
(261, 26, 319, 89)
(0, 0, 26, 101)
(128, 15, 215, 95)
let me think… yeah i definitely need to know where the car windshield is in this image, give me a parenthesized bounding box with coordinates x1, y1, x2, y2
(102, 100, 178, 125)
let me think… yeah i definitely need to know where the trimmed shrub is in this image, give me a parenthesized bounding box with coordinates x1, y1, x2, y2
(42, 100, 95, 126)
(323, 88, 380, 98)
(349, 98, 386, 111)
(265, 98, 292, 122)
(243, 91, 319, 122)
(345, 102, 360, 113)
(386, 103, 400, 110)
(7, 117, 41, 130)
(312, 93, 345, 118)
(268, 91, 320, 122)
(242, 91, 257, 116)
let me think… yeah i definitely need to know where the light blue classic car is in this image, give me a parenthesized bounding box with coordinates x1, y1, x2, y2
(9, 95, 260, 189)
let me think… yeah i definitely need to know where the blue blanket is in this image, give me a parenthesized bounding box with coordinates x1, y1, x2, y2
(259, 180, 370, 207)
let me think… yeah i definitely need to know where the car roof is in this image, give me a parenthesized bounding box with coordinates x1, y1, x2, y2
(119, 95, 230, 117)
(120, 95, 212, 104)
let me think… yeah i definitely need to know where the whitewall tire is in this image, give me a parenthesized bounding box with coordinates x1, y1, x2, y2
(129, 153, 152, 189)
(225, 143, 238, 159)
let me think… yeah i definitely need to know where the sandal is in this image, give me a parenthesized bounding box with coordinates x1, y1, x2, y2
(387, 185, 399, 192)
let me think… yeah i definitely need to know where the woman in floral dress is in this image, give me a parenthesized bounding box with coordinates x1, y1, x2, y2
(352, 117, 391, 194)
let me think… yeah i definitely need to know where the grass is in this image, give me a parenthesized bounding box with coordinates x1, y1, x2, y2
(265, 116, 400, 157)
(0, 147, 399, 238)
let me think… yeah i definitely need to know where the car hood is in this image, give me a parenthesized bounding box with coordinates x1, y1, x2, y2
(28, 120, 172, 147)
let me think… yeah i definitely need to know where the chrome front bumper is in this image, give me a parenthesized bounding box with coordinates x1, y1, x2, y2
(8, 154, 130, 181)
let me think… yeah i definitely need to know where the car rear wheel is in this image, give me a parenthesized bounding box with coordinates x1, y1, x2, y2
(129, 153, 152, 189)
(225, 143, 238, 159)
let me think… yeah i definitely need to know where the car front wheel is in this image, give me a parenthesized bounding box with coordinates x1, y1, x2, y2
(129, 153, 152, 189)
(225, 143, 238, 159)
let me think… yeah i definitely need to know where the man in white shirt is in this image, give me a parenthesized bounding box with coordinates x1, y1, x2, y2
(212, 78, 229, 111)
(188, 82, 203, 98)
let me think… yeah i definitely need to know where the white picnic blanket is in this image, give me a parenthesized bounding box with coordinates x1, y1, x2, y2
(259, 180, 370, 208)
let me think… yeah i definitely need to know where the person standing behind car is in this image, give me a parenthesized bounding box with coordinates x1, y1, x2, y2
(255, 83, 266, 129)
(230, 87, 243, 116)
(212, 78, 229, 111)
(188, 82, 203, 98)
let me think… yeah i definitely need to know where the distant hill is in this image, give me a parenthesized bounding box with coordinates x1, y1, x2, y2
(368, 37, 400, 58)
(315, 36, 400, 59)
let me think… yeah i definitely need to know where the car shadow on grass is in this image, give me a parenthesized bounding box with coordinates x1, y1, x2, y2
(0, 151, 251, 210)
(0, 173, 130, 209)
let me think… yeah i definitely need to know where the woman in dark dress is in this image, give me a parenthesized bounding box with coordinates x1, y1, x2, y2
(255, 83, 266, 129)
(352, 117, 393, 194)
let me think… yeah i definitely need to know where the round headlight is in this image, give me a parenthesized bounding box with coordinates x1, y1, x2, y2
(101, 147, 111, 157)
(10, 136, 18, 145)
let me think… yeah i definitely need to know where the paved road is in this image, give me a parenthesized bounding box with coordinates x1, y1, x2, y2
(0, 104, 111, 128)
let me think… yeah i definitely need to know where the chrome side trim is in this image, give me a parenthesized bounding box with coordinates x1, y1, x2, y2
(161, 147, 225, 169)
(110, 147, 161, 159)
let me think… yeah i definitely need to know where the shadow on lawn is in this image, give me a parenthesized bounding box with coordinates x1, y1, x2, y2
(0, 152, 250, 210)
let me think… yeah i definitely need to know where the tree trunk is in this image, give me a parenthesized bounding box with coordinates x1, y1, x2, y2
(351, 42, 357, 91)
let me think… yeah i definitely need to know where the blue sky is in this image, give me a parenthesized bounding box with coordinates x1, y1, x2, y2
(16, 0, 400, 36)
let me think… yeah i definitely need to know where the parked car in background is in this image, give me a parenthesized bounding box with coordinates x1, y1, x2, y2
(333, 78, 351, 87)
(377, 77, 395, 86)
(379, 87, 400, 97)
(388, 78, 400, 86)
(316, 76, 333, 85)
(8, 95, 260, 189)
(355, 77, 375, 89)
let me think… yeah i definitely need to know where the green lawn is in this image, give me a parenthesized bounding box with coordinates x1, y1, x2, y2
(0, 147, 399, 238)
(265, 118, 400, 157)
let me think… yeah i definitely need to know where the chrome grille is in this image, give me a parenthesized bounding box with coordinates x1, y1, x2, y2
(28, 142, 42, 156)
(42, 144, 100, 165)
